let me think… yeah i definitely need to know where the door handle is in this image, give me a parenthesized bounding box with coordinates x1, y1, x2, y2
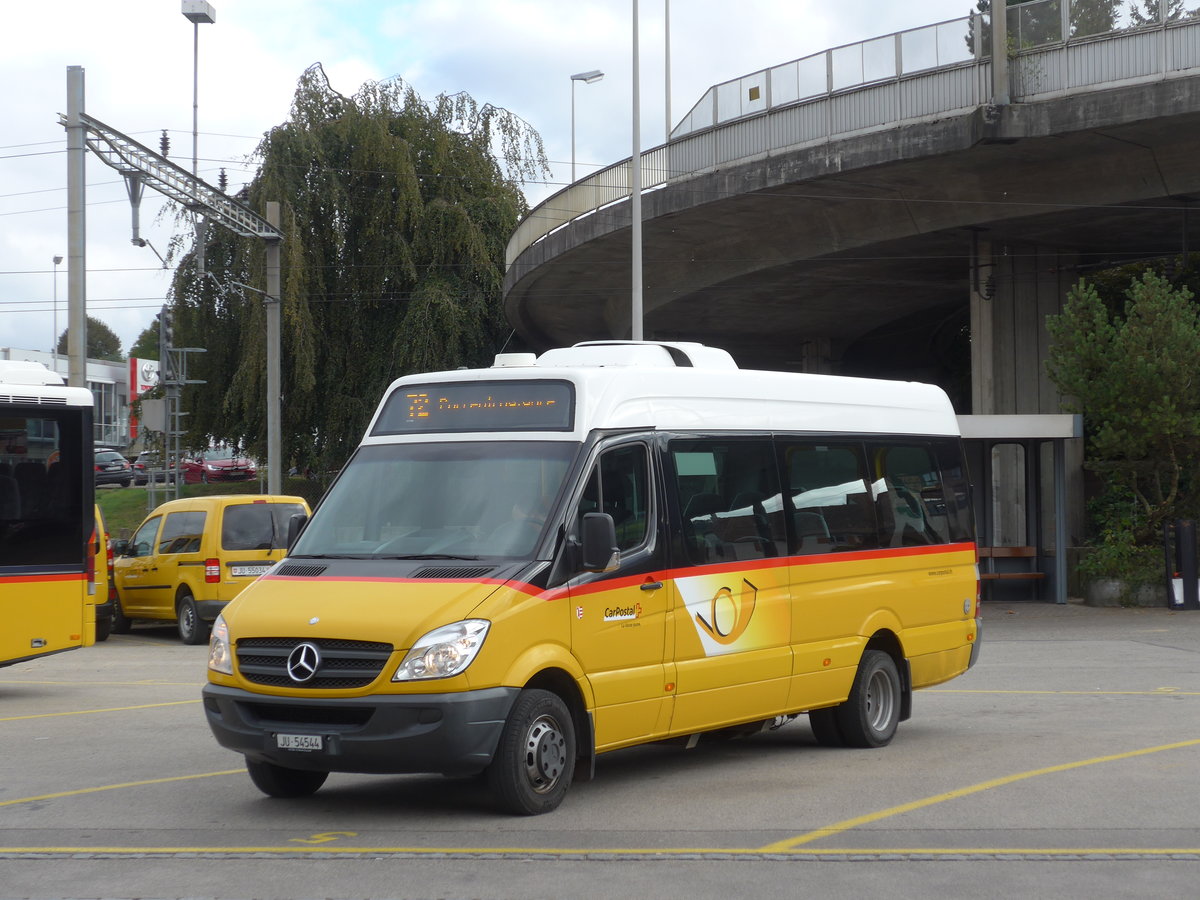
(640, 580, 663, 591)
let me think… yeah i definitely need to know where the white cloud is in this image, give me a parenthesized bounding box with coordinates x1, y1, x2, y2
(0, 0, 971, 353)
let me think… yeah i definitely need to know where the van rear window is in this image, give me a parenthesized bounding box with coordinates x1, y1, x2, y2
(372, 380, 575, 434)
(222, 503, 305, 551)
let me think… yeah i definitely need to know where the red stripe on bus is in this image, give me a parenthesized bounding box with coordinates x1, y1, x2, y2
(264, 541, 977, 602)
(3, 573, 87, 585)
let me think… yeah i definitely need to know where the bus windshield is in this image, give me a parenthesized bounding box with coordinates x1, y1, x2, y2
(292, 441, 578, 560)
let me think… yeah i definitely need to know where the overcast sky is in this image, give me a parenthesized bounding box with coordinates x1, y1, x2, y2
(0, 0, 974, 355)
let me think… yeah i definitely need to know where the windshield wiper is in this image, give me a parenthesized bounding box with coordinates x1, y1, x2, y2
(291, 553, 377, 559)
(382, 553, 482, 560)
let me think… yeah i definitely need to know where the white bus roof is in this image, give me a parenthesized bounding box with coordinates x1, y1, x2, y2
(0, 360, 93, 407)
(364, 341, 960, 443)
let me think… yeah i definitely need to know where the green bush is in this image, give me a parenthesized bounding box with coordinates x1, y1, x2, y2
(1047, 270, 1200, 578)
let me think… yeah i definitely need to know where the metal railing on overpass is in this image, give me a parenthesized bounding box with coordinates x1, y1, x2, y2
(507, 0, 1200, 271)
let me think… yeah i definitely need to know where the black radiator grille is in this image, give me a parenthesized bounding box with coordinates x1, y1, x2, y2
(236, 637, 394, 689)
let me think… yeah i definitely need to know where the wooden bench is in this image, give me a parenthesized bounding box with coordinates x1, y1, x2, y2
(978, 546, 1044, 598)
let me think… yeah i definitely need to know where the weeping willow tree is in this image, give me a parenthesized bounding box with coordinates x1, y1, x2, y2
(169, 64, 547, 470)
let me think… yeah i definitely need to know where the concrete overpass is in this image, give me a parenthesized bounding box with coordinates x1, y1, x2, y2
(503, 3, 1200, 417)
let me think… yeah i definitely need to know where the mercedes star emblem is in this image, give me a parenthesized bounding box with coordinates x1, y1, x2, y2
(286, 642, 321, 683)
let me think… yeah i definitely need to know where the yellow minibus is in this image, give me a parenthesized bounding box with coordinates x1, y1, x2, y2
(203, 341, 981, 814)
(1, 360, 97, 667)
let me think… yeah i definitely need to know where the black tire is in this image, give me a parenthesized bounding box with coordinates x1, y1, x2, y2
(246, 758, 328, 798)
(177, 590, 209, 645)
(807, 706, 846, 747)
(487, 689, 575, 815)
(110, 592, 132, 634)
(834, 649, 902, 748)
(94, 613, 111, 642)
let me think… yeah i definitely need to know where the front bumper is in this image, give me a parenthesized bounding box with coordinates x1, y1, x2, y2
(202, 683, 519, 776)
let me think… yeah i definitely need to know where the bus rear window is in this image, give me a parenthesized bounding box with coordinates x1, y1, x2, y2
(372, 380, 575, 435)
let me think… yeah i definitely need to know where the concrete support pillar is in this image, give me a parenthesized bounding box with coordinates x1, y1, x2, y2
(969, 238, 1086, 558)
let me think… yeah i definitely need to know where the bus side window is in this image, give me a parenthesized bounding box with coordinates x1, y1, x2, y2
(869, 443, 951, 547)
(671, 440, 784, 564)
(783, 442, 877, 554)
(575, 444, 650, 555)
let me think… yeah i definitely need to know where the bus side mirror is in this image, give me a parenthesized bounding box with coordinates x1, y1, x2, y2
(287, 513, 308, 551)
(580, 512, 619, 573)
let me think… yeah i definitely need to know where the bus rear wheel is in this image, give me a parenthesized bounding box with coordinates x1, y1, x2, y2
(488, 689, 575, 815)
(835, 649, 901, 748)
(246, 758, 328, 798)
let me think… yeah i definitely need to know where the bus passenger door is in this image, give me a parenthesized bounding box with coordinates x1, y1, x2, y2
(567, 441, 672, 751)
(666, 439, 792, 735)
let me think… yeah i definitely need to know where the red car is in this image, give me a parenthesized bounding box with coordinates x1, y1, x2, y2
(180, 447, 257, 484)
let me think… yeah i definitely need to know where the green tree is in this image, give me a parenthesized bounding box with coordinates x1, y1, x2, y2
(56, 315, 123, 362)
(169, 64, 547, 470)
(128, 317, 161, 361)
(966, 1, 1120, 52)
(1129, 1, 1198, 27)
(1046, 271, 1200, 579)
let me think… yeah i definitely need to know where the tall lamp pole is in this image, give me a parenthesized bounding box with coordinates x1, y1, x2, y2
(631, 0, 643, 340)
(182, 1, 215, 274)
(570, 70, 604, 183)
(52, 255, 63, 370)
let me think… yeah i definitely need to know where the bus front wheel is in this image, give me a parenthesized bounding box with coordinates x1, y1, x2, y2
(488, 689, 575, 815)
(246, 758, 328, 798)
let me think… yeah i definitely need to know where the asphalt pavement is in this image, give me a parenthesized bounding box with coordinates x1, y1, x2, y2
(2, 599, 1200, 899)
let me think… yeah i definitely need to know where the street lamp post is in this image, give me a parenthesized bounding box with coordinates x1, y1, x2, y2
(181, 1, 215, 178)
(52, 255, 63, 370)
(570, 70, 604, 183)
(182, 1, 215, 275)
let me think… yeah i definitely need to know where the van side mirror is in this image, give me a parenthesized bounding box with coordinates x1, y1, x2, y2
(287, 512, 308, 551)
(580, 512, 619, 573)
(113, 538, 130, 557)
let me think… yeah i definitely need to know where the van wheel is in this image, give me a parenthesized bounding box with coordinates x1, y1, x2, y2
(488, 689, 575, 815)
(110, 593, 132, 634)
(177, 591, 209, 645)
(246, 758, 328, 798)
(835, 649, 901, 748)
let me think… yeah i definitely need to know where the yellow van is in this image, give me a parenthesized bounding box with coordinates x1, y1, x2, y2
(113, 495, 310, 644)
(203, 342, 981, 814)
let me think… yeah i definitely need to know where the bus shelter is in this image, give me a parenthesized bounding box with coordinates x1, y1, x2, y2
(958, 414, 1084, 605)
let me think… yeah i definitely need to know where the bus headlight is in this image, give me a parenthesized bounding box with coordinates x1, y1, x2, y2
(393, 620, 490, 681)
(208, 614, 233, 675)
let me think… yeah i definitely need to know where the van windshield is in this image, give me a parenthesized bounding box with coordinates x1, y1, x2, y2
(291, 441, 578, 560)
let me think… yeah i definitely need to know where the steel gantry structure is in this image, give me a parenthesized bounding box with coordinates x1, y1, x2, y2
(62, 95, 287, 494)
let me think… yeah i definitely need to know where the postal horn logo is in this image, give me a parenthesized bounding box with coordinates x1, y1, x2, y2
(695, 578, 757, 645)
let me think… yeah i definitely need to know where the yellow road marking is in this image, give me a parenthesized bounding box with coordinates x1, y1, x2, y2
(0, 699, 201, 722)
(0, 846, 1197, 858)
(0, 769, 241, 808)
(762, 738, 1200, 851)
(3, 743, 1200, 858)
